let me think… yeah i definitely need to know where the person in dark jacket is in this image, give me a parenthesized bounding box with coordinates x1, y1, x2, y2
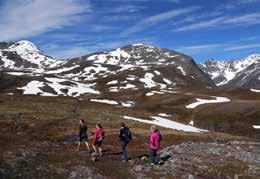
(119, 122, 132, 162)
(78, 119, 90, 152)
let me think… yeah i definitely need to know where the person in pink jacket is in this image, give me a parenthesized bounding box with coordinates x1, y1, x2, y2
(92, 123, 105, 157)
(149, 125, 162, 165)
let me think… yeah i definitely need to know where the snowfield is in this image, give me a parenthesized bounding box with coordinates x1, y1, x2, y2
(18, 78, 99, 97)
(158, 113, 171, 117)
(90, 99, 119, 105)
(90, 99, 135, 108)
(177, 66, 186, 75)
(88, 48, 130, 65)
(253, 125, 260, 129)
(45, 65, 80, 74)
(124, 116, 207, 133)
(107, 80, 118, 85)
(45, 78, 99, 96)
(121, 101, 135, 108)
(186, 96, 231, 109)
(18, 81, 55, 96)
(7, 72, 29, 76)
(251, 89, 260, 93)
(139, 73, 157, 88)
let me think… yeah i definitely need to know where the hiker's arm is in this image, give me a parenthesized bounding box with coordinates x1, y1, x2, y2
(119, 129, 123, 139)
(150, 135, 154, 147)
(93, 131, 97, 144)
(78, 127, 81, 137)
(154, 137, 159, 149)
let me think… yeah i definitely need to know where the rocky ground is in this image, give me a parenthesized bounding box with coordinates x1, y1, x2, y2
(0, 94, 259, 178)
(134, 141, 260, 178)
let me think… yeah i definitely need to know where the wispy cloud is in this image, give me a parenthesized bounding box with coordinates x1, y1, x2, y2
(120, 6, 200, 36)
(176, 42, 260, 55)
(175, 13, 260, 31)
(176, 44, 223, 55)
(224, 44, 260, 51)
(217, 0, 260, 10)
(224, 13, 260, 25)
(44, 37, 156, 59)
(0, 0, 90, 41)
(175, 17, 226, 31)
(237, 0, 260, 4)
(167, 0, 181, 3)
(106, 4, 145, 13)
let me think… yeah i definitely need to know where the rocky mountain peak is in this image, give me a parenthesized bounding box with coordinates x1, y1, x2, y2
(8, 40, 40, 55)
(201, 54, 260, 88)
(0, 40, 57, 71)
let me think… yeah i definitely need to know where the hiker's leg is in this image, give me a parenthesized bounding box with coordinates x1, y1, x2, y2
(98, 147, 102, 157)
(124, 142, 128, 161)
(121, 141, 128, 161)
(78, 141, 81, 151)
(85, 141, 90, 151)
(154, 150, 158, 164)
(120, 141, 125, 160)
(92, 145, 97, 154)
(150, 149, 156, 164)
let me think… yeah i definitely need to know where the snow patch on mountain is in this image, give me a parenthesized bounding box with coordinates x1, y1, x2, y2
(90, 99, 119, 105)
(18, 81, 55, 96)
(107, 80, 118, 85)
(186, 96, 231, 109)
(251, 89, 260, 93)
(45, 78, 99, 96)
(18, 78, 99, 97)
(124, 116, 207, 133)
(45, 65, 80, 74)
(121, 101, 135, 108)
(158, 113, 171, 117)
(139, 73, 157, 88)
(177, 66, 186, 75)
(87, 48, 130, 65)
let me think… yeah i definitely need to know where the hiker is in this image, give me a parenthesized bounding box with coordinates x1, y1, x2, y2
(149, 125, 162, 165)
(119, 122, 132, 162)
(78, 119, 91, 152)
(92, 123, 105, 157)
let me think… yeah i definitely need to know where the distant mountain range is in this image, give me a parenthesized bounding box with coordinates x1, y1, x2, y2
(0, 40, 259, 97)
(200, 54, 260, 89)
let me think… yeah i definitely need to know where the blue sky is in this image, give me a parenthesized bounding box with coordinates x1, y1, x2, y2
(0, 0, 260, 62)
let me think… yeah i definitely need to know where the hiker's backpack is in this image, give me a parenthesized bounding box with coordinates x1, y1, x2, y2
(123, 127, 132, 142)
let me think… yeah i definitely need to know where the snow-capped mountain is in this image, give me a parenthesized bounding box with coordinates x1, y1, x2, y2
(0, 41, 215, 97)
(0, 40, 61, 72)
(200, 54, 260, 88)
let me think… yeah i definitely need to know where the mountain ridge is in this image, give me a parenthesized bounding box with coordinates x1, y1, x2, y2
(1, 40, 259, 97)
(0, 40, 215, 97)
(200, 54, 260, 88)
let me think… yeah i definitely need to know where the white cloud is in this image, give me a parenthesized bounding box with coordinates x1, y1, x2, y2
(0, 0, 90, 41)
(120, 6, 200, 36)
